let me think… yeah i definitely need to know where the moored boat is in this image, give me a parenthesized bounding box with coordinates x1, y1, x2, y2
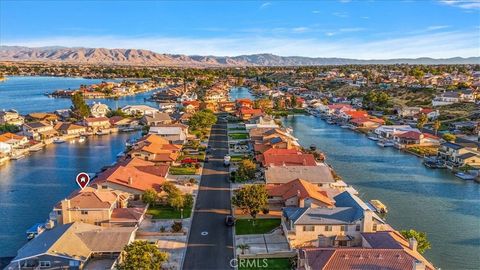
(26, 223, 45, 240)
(53, 138, 66, 144)
(455, 172, 476, 180)
(78, 136, 86, 143)
(369, 199, 388, 214)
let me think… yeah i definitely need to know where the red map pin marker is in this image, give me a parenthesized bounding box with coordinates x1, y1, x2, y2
(76, 172, 90, 189)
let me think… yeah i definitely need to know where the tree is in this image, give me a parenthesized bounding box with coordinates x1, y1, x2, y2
(290, 95, 297, 108)
(232, 184, 268, 225)
(235, 159, 256, 182)
(433, 120, 441, 135)
(416, 114, 428, 129)
(71, 92, 90, 119)
(0, 123, 20, 133)
(117, 241, 169, 270)
(162, 181, 179, 194)
(400, 229, 431, 254)
(142, 189, 158, 206)
(106, 108, 127, 118)
(167, 191, 185, 210)
(188, 110, 217, 130)
(442, 133, 456, 142)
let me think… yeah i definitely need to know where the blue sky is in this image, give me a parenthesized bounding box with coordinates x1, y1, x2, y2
(1, 0, 479, 59)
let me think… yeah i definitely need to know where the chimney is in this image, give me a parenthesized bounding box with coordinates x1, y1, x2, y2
(297, 189, 302, 207)
(409, 237, 418, 252)
(412, 260, 426, 270)
(128, 176, 133, 185)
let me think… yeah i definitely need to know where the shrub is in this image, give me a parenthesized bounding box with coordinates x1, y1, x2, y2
(171, 221, 183, 232)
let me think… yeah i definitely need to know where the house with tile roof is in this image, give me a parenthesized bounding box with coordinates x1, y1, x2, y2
(258, 151, 317, 167)
(437, 141, 480, 169)
(128, 134, 181, 163)
(298, 231, 435, 270)
(265, 165, 336, 187)
(238, 108, 264, 121)
(6, 222, 136, 270)
(141, 112, 173, 126)
(0, 110, 24, 126)
(267, 179, 335, 210)
(282, 191, 387, 248)
(148, 124, 189, 144)
(82, 117, 111, 132)
(22, 121, 57, 140)
(54, 122, 87, 135)
(0, 132, 29, 148)
(51, 187, 146, 227)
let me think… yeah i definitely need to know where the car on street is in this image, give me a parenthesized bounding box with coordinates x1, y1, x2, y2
(225, 215, 235, 226)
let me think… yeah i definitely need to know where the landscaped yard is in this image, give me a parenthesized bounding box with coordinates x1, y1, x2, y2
(231, 155, 248, 162)
(147, 205, 192, 219)
(238, 258, 293, 270)
(229, 127, 247, 131)
(229, 133, 249, 140)
(169, 166, 197, 175)
(235, 218, 281, 235)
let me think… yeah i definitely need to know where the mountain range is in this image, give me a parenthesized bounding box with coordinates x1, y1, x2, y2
(0, 46, 478, 66)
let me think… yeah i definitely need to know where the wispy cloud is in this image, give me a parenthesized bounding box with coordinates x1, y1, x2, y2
(332, 11, 349, 18)
(312, 10, 320, 14)
(339, 27, 366, 32)
(439, 0, 480, 9)
(4, 30, 478, 59)
(426, 25, 450, 31)
(260, 2, 272, 9)
(292, 27, 310, 33)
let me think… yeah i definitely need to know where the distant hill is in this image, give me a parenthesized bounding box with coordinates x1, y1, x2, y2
(0, 46, 478, 66)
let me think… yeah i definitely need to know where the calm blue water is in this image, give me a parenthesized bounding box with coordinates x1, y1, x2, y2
(229, 87, 254, 101)
(282, 115, 480, 270)
(0, 76, 158, 114)
(0, 132, 141, 257)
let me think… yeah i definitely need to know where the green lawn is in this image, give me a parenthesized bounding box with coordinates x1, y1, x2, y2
(235, 218, 281, 235)
(229, 133, 249, 140)
(231, 155, 248, 162)
(147, 205, 192, 219)
(228, 127, 247, 131)
(238, 258, 293, 270)
(169, 166, 197, 175)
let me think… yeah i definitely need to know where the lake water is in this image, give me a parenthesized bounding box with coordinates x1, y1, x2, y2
(0, 132, 141, 257)
(0, 76, 159, 114)
(282, 115, 480, 270)
(229, 86, 253, 101)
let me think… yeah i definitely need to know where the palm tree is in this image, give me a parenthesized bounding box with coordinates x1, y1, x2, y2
(237, 244, 250, 255)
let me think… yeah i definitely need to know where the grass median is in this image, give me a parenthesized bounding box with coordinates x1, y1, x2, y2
(235, 218, 281, 235)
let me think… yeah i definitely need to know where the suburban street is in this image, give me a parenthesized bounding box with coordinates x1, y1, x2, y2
(183, 116, 234, 269)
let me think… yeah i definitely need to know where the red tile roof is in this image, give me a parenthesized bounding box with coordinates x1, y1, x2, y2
(94, 165, 166, 192)
(267, 179, 334, 206)
(345, 110, 369, 119)
(261, 153, 317, 167)
(395, 131, 422, 140)
(240, 108, 263, 115)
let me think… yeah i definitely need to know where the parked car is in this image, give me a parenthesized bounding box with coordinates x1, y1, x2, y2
(204, 157, 209, 163)
(225, 215, 235, 226)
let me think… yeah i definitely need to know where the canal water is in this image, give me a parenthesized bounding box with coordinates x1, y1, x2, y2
(0, 76, 159, 114)
(0, 132, 141, 257)
(282, 115, 480, 270)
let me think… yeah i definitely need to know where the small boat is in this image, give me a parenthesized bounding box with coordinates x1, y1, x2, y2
(96, 130, 109, 135)
(26, 223, 45, 240)
(116, 151, 125, 158)
(455, 172, 476, 180)
(340, 125, 350, 129)
(53, 138, 66, 144)
(368, 136, 379, 141)
(327, 120, 335, 124)
(309, 144, 317, 151)
(11, 154, 26, 160)
(29, 146, 43, 152)
(78, 136, 86, 143)
(369, 200, 388, 214)
(377, 140, 394, 147)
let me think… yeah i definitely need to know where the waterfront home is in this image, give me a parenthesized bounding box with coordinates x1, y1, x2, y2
(22, 121, 57, 140)
(392, 131, 440, 148)
(236, 98, 254, 109)
(6, 222, 136, 270)
(437, 142, 480, 169)
(298, 231, 434, 270)
(54, 122, 87, 136)
(148, 123, 189, 144)
(339, 110, 368, 122)
(245, 115, 279, 130)
(128, 134, 181, 163)
(121, 105, 159, 116)
(82, 117, 111, 132)
(0, 140, 12, 154)
(265, 165, 335, 187)
(182, 100, 200, 112)
(117, 157, 170, 178)
(201, 101, 219, 112)
(238, 108, 263, 121)
(90, 102, 110, 118)
(316, 104, 353, 115)
(267, 179, 334, 209)
(158, 102, 177, 112)
(0, 110, 24, 126)
(26, 112, 59, 124)
(257, 149, 317, 167)
(51, 187, 146, 227)
(282, 191, 386, 248)
(109, 116, 140, 130)
(349, 117, 385, 129)
(374, 125, 419, 139)
(141, 112, 173, 126)
(93, 164, 166, 200)
(219, 101, 236, 113)
(399, 107, 440, 120)
(0, 132, 29, 148)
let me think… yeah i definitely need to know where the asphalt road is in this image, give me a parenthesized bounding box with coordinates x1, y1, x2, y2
(183, 117, 234, 270)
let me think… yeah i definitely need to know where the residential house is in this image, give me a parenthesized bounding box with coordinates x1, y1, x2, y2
(431, 91, 474, 106)
(437, 142, 480, 169)
(374, 125, 419, 139)
(0, 110, 24, 126)
(182, 100, 200, 113)
(148, 124, 189, 144)
(267, 179, 335, 210)
(236, 98, 254, 109)
(245, 115, 279, 130)
(6, 222, 136, 270)
(158, 102, 177, 112)
(51, 187, 146, 227)
(392, 131, 440, 148)
(142, 112, 173, 126)
(26, 113, 58, 124)
(282, 191, 387, 248)
(265, 165, 336, 187)
(22, 121, 57, 140)
(238, 108, 263, 121)
(219, 101, 236, 113)
(83, 117, 111, 132)
(109, 116, 139, 130)
(258, 150, 317, 167)
(128, 134, 181, 163)
(298, 231, 435, 270)
(349, 117, 385, 129)
(90, 102, 110, 118)
(121, 105, 159, 116)
(54, 122, 87, 136)
(0, 132, 29, 148)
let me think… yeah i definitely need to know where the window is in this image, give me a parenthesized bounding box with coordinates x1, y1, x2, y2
(56, 210, 62, 215)
(373, 224, 377, 231)
(81, 210, 88, 215)
(39, 261, 51, 268)
(303, 225, 315, 232)
(101, 185, 108, 189)
(324, 225, 332, 231)
(69, 260, 80, 267)
(340, 225, 347, 232)
(356, 225, 361, 231)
